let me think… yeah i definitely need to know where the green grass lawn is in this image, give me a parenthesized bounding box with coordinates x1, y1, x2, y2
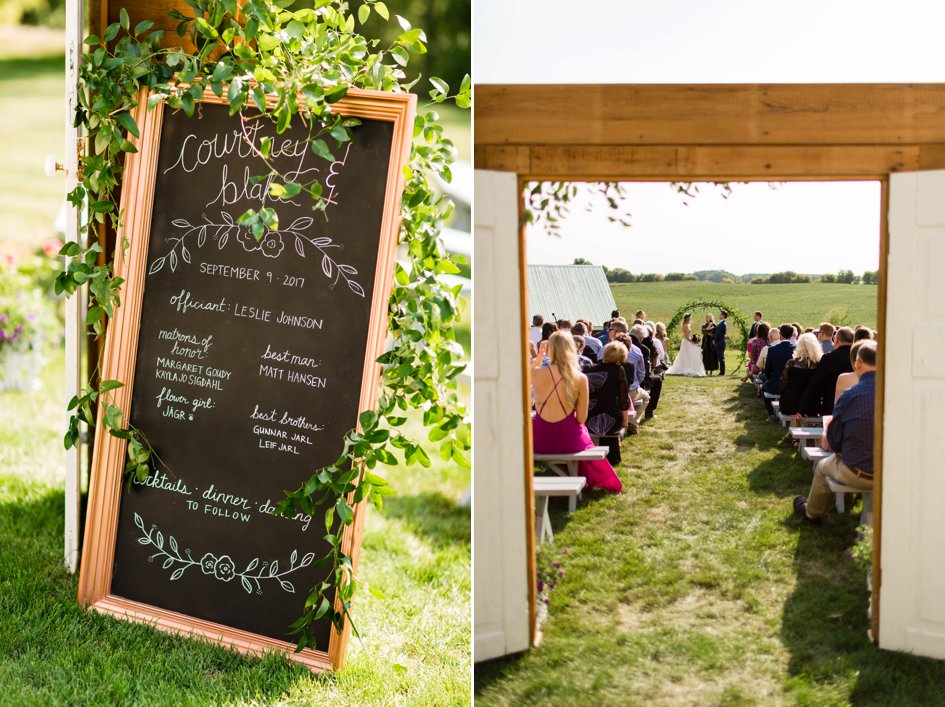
(611, 281, 878, 333)
(0, 47, 65, 246)
(474, 370, 945, 704)
(0, 354, 470, 704)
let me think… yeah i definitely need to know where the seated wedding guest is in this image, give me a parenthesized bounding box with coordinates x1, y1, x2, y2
(573, 321, 601, 361)
(854, 326, 874, 342)
(790, 323, 802, 344)
(654, 322, 672, 366)
(595, 319, 612, 347)
(635, 310, 646, 322)
(744, 311, 759, 340)
(778, 333, 822, 416)
(743, 322, 770, 382)
(754, 327, 780, 383)
(635, 325, 664, 420)
(541, 321, 558, 341)
(645, 322, 667, 370)
(529, 314, 544, 345)
(834, 339, 870, 404)
(556, 318, 573, 332)
(587, 342, 631, 464)
(531, 334, 622, 493)
(797, 326, 854, 417)
(763, 324, 797, 417)
(613, 325, 649, 424)
(794, 341, 877, 524)
(573, 334, 594, 370)
(817, 322, 836, 353)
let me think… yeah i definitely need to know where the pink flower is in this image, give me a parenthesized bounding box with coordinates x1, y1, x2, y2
(42, 239, 64, 258)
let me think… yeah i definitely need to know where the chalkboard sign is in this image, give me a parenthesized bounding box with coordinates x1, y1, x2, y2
(77, 87, 415, 671)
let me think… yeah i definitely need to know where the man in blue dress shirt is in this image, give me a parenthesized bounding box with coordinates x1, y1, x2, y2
(794, 341, 877, 524)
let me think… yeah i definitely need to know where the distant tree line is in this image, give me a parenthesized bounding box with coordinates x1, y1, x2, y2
(572, 259, 878, 286)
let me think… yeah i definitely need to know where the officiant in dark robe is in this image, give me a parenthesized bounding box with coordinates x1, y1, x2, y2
(701, 316, 719, 374)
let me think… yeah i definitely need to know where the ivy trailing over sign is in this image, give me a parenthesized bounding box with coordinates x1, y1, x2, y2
(58, 0, 470, 652)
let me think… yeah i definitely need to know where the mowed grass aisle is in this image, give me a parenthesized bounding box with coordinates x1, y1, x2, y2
(475, 370, 945, 705)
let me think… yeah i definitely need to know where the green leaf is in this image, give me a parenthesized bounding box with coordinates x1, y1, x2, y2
(258, 33, 280, 52)
(119, 8, 129, 30)
(310, 139, 334, 161)
(429, 77, 448, 96)
(335, 499, 354, 525)
(374, 1, 389, 20)
(103, 22, 120, 42)
(115, 112, 139, 138)
(357, 3, 370, 24)
(134, 19, 154, 36)
(100, 379, 124, 394)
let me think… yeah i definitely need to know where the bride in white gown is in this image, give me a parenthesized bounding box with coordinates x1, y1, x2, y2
(666, 313, 706, 376)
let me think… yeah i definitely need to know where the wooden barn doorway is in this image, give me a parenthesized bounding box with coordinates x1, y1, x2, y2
(473, 83, 945, 662)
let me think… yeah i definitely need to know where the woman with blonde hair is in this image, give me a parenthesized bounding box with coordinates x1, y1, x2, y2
(778, 332, 823, 416)
(532, 331, 622, 493)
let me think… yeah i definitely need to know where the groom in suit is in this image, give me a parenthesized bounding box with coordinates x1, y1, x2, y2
(715, 310, 728, 375)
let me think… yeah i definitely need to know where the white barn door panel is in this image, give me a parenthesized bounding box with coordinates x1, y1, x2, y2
(881, 169, 945, 659)
(473, 170, 531, 661)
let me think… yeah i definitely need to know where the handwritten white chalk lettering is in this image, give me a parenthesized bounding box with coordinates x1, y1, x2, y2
(258, 498, 313, 532)
(199, 262, 261, 281)
(132, 468, 192, 496)
(233, 303, 271, 322)
(275, 311, 323, 330)
(169, 289, 228, 315)
(259, 344, 321, 369)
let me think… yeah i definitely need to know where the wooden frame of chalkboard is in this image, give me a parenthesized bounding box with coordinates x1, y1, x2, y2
(77, 85, 415, 672)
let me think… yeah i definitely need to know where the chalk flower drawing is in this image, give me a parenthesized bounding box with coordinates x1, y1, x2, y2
(148, 212, 365, 297)
(135, 513, 315, 594)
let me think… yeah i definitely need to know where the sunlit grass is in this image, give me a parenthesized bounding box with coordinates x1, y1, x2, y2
(475, 370, 945, 704)
(0, 354, 470, 704)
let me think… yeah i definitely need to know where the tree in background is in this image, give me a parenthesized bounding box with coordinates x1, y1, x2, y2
(573, 257, 593, 265)
(862, 270, 878, 285)
(836, 269, 859, 284)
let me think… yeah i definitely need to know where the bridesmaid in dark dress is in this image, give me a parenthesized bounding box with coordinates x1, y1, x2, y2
(702, 314, 719, 374)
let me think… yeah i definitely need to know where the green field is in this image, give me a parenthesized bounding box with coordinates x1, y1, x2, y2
(610, 281, 878, 335)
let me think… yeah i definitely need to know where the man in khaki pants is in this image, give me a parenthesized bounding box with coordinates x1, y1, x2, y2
(793, 341, 877, 524)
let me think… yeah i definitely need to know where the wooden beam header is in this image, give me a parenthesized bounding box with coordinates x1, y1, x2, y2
(475, 84, 945, 180)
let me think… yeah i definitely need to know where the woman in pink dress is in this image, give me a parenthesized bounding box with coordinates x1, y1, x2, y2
(531, 331, 622, 493)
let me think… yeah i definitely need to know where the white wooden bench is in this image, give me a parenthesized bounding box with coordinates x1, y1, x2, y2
(826, 476, 874, 526)
(778, 412, 823, 427)
(533, 446, 609, 512)
(801, 446, 831, 463)
(533, 476, 586, 543)
(789, 427, 824, 448)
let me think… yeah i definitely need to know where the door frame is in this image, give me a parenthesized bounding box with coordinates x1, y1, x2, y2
(475, 83, 945, 644)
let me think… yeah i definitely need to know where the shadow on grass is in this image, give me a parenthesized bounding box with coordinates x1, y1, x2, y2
(0, 475, 338, 703)
(780, 519, 945, 704)
(0, 53, 64, 82)
(381, 491, 470, 548)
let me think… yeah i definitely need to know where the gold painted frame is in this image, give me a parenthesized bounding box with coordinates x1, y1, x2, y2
(77, 85, 416, 672)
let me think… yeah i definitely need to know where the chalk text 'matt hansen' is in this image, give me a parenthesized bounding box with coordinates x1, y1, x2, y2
(233, 303, 323, 330)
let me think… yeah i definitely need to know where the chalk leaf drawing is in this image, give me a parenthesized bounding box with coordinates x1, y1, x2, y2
(135, 512, 314, 594)
(148, 212, 364, 297)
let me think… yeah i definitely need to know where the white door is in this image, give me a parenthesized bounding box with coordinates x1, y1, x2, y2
(63, 0, 85, 573)
(880, 169, 945, 659)
(473, 170, 533, 661)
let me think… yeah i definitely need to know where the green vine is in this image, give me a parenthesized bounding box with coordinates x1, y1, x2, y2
(58, 0, 470, 653)
(666, 299, 750, 374)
